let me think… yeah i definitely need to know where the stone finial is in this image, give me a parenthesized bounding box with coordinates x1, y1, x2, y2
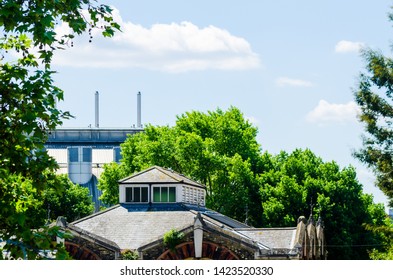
(297, 216, 307, 224)
(307, 214, 315, 226)
(56, 216, 67, 227)
(317, 216, 324, 227)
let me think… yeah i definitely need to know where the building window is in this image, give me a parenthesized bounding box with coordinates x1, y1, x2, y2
(153, 186, 176, 203)
(82, 147, 92, 162)
(68, 147, 79, 162)
(113, 147, 122, 163)
(125, 187, 148, 203)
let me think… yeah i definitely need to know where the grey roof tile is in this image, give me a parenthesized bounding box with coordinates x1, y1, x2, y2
(71, 205, 196, 250)
(237, 228, 297, 250)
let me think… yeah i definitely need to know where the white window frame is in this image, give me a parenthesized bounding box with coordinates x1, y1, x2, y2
(124, 186, 149, 203)
(152, 186, 177, 203)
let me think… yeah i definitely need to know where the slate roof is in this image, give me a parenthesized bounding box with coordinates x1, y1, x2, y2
(237, 228, 297, 251)
(69, 203, 300, 255)
(67, 166, 299, 256)
(118, 166, 206, 189)
(71, 204, 197, 250)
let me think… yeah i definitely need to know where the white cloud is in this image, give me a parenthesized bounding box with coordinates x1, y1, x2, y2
(275, 77, 313, 88)
(52, 8, 260, 72)
(306, 100, 360, 124)
(334, 40, 365, 53)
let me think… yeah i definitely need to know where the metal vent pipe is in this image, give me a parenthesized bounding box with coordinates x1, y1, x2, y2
(137, 91, 141, 128)
(95, 91, 99, 128)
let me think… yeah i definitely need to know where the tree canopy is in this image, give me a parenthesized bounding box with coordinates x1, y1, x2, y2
(99, 107, 264, 225)
(354, 47, 393, 207)
(41, 175, 94, 223)
(258, 149, 386, 259)
(98, 107, 387, 259)
(353, 8, 393, 259)
(0, 0, 119, 259)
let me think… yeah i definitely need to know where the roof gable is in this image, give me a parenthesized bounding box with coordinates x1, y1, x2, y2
(119, 166, 206, 189)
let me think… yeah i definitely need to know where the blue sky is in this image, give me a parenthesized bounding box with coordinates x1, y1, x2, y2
(52, 0, 393, 208)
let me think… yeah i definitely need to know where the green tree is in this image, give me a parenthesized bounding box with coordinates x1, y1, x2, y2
(98, 162, 128, 206)
(99, 107, 264, 225)
(353, 10, 393, 207)
(42, 175, 94, 223)
(163, 229, 185, 252)
(0, 0, 119, 259)
(354, 48, 393, 207)
(258, 149, 386, 259)
(98, 108, 387, 259)
(121, 249, 139, 260)
(367, 218, 393, 260)
(352, 8, 393, 260)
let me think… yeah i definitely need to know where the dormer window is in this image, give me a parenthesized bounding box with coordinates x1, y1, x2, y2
(125, 186, 149, 203)
(118, 166, 207, 206)
(153, 186, 176, 203)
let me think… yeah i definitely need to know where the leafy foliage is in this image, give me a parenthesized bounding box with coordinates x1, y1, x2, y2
(0, 170, 73, 259)
(99, 107, 387, 259)
(121, 249, 139, 260)
(352, 8, 393, 260)
(258, 149, 387, 259)
(41, 175, 94, 223)
(99, 107, 264, 225)
(98, 162, 128, 205)
(367, 218, 393, 260)
(0, 0, 119, 259)
(163, 229, 185, 252)
(354, 48, 393, 207)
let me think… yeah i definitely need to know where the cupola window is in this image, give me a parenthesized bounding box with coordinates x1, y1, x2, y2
(153, 186, 176, 203)
(125, 186, 149, 203)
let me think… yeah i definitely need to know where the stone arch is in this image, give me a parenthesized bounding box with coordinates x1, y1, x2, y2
(65, 242, 101, 260)
(157, 241, 239, 260)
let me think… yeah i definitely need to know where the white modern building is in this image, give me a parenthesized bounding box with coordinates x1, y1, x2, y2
(45, 128, 142, 210)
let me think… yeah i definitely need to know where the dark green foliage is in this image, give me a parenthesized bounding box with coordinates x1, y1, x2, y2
(121, 249, 139, 260)
(0, 170, 73, 259)
(367, 218, 393, 260)
(258, 149, 386, 259)
(98, 162, 128, 206)
(42, 175, 94, 223)
(163, 229, 185, 252)
(353, 9, 393, 259)
(0, 0, 119, 259)
(98, 106, 387, 259)
(354, 48, 393, 207)
(99, 107, 264, 225)
(100, 108, 386, 259)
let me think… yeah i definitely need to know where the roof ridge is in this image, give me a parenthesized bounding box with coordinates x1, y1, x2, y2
(118, 166, 157, 183)
(155, 166, 185, 183)
(157, 166, 207, 188)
